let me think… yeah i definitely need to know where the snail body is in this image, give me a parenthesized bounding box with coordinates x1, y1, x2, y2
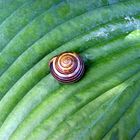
(49, 52, 85, 83)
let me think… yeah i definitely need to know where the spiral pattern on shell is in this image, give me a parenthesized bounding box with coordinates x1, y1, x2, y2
(49, 52, 85, 83)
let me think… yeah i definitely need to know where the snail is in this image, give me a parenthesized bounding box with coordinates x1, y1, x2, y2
(49, 52, 85, 83)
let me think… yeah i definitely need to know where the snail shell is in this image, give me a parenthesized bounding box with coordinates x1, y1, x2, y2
(49, 52, 85, 83)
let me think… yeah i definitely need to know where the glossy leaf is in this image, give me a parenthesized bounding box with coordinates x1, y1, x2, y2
(0, 0, 140, 140)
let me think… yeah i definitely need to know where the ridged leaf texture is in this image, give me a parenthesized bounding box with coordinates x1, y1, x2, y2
(0, 0, 140, 140)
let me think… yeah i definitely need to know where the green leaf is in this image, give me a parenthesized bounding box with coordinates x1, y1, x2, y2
(0, 0, 140, 140)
